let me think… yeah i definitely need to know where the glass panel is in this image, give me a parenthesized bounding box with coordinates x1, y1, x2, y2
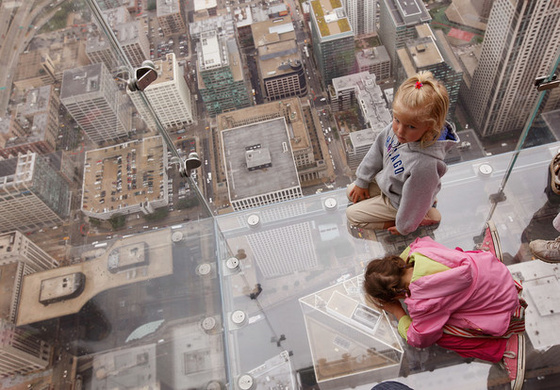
(216, 143, 560, 389)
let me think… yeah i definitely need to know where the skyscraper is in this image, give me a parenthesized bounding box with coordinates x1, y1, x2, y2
(197, 33, 251, 117)
(356, 46, 392, 83)
(0, 231, 58, 324)
(342, 0, 377, 37)
(220, 117, 302, 211)
(0, 152, 71, 233)
(157, 0, 187, 36)
(378, 0, 431, 75)
(463, 0, 560, 137)
(217, 98, 330, 190)
(0, 319, 52, 377)
(87, 21, 150, 69)
(0, 85, 60, 159)
(397, 24, 463, 113)
(61, 63, 131, 144)
(128, 53, 194, 129)
(0, 231, 58, 272)
(252, 17, 307, 101)
(309, 0, 355, 87)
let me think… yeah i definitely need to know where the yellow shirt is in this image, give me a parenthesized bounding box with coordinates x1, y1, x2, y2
(397, 247, 450, 340)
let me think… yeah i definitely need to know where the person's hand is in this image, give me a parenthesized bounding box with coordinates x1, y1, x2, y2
(380, 300, 406, 320)
(387, 226, 401, 235)
(349, 185, 370, 203)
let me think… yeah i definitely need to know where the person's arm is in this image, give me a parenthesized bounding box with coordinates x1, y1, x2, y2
(382, 300, 406, 320)
(394, 162, 442, 235)
(383, 295, 449, 348)
(353, 127, 388, 189)
(381, 300, 413, 340)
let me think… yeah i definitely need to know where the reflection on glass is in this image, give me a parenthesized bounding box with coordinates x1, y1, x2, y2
(299, 277, 403, 387)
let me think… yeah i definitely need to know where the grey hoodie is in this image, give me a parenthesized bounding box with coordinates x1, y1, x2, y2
(353, 122, 459, 235)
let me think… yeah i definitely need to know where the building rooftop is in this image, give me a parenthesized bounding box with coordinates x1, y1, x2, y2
(217, 98, 311, 153)
(157, 0, 181, 16)
(115, 21, 144, 45)
(101, 6, 131, 27)
(356, 46, 391, 67)
(311, 0, 353, 39)
(189, 14, 235, 39)
(331, 72, 363, 92)
(19, 85, 52, 117)
(60, 63, 103, 99)
(199, 33, 225, 70)
(85, 34, 110, 52)
(252, 16, 296, 46)
(17, 229, 173, 325)
(386, 0, 431, 26)
(398, 35, 443, 74)
(348, 128, 377, 148)
(194, 0, 217, 12)
(151, 53, 176, 85)
(234, 6, 254, 28)
(221, 117, 300, 201)
(81, 136, 167, 216)
(227, 38, 244, 82)
(258, 40, 301, 76)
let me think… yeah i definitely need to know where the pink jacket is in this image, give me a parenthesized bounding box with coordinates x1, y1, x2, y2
(404, 237, 519, 348)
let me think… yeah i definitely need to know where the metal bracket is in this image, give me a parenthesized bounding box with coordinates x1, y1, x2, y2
(127, 60, 158, 92)
(179, 151, 201, 178)
(535, 74, 560, 91)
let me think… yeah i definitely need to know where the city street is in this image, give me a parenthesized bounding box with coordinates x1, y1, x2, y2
(0, 0, 66, 115)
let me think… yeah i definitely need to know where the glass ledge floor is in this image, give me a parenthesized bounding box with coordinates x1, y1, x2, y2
(3, 143, 560, 390)
(215, 142, 560, 390)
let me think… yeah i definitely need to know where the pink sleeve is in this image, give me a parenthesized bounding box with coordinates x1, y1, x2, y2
(406, 300, 452, 348)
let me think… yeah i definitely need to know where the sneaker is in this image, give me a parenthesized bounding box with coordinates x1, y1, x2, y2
(347, 224, 362, 239)
(502, 334, 525, 390)
(529, 237, 560, 263)
(347, 224, 378, 241)
(479, 220, 503, 262)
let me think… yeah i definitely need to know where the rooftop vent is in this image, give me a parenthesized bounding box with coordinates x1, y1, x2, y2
(245, 145, 272, 171)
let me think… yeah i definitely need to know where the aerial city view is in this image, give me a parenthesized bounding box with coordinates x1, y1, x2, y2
(0, 0, 559, 389)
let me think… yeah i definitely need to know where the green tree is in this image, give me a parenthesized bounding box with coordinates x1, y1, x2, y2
(177, 196, 200, 210)
(109, 214, 126, 230)
(89, 218, 102, 227)
(143, 207, 169, 222)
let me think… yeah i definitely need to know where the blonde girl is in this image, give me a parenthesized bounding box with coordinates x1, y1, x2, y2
(347, 71, 459, 236)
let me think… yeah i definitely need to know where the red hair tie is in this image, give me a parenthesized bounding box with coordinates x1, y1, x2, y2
(415, 81, 423, 89)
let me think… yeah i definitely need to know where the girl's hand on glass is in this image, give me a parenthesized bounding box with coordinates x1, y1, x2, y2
(380, 300, 406, 320)
(349, 185, 370, 203)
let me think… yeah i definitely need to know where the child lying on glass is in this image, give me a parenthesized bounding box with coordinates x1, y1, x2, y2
(364, 237, 526, 390)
